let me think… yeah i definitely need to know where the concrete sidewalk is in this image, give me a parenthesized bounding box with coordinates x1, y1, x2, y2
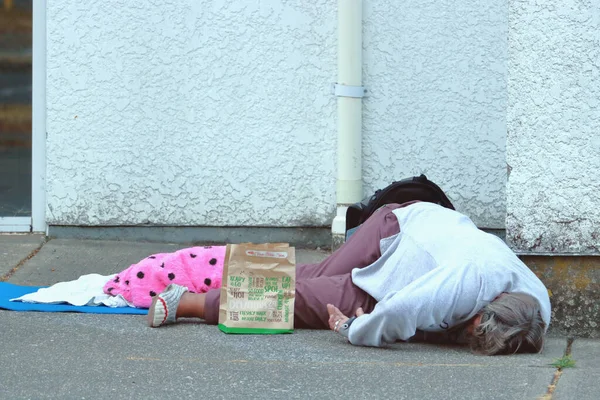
(1, 234, 598, 400)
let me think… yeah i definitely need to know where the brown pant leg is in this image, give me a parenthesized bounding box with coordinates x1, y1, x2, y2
(292, 273, 377, 328)
(297, 202, 416, 279)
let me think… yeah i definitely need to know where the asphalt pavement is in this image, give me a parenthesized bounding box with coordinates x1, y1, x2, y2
(1, 234, 598, 400)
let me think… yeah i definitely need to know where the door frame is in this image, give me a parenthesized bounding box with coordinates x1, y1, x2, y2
(0, 1, 46, 233)
(0, 216, 30, 232)
(31, 0, 46, 233)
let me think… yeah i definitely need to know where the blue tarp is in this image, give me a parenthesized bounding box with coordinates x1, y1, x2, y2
(0, 282, 147, 314)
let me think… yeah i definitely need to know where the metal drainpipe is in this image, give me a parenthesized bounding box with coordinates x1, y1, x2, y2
(331, 0, 365, 249)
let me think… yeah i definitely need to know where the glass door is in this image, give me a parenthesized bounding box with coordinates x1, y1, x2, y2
(0, 0, 32, 232)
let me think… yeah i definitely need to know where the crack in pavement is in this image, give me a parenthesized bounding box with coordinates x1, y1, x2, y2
(538, 337, 574, 400)
(0, 236, 49, 282)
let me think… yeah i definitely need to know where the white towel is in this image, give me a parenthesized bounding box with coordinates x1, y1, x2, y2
(10, 273, 136, 308)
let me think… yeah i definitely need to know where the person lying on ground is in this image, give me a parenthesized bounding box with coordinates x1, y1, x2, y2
(147, 201, 551, 355)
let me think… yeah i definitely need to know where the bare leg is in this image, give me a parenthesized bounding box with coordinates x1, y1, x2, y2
(175, 292, 207, 319)
(148, 290, 208, 327)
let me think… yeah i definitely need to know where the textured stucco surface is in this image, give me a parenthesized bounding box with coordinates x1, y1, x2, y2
(46, 0, 337, 226)
(46, 1, 508, 228)
(362, 1, 508, 228)
(507, 0, 600, 253)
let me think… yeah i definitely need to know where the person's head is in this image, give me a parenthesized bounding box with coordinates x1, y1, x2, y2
(469, 293, 546, 356)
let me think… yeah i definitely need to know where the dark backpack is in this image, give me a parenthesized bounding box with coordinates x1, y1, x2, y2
(345, 174, 455, 234)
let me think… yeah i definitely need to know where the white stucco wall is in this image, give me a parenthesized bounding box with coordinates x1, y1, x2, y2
(46, 0, 508, 228)
(362, 1, 508, 228)
(507, 0, 600, 253)
(46, 0, 337, 226)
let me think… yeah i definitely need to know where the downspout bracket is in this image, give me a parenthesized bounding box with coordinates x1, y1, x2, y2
(332, 83, 367, 98)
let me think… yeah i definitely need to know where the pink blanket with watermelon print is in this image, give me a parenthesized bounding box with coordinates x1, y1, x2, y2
(103, 246, 226, 308)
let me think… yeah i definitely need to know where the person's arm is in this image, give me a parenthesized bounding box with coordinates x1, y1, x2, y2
(347, 265, 485, 347)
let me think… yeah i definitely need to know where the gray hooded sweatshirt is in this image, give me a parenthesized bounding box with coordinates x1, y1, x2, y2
(348, 202, 551, 347)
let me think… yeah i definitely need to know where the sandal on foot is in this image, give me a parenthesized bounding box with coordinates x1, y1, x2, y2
(148, 284, 188, 327)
